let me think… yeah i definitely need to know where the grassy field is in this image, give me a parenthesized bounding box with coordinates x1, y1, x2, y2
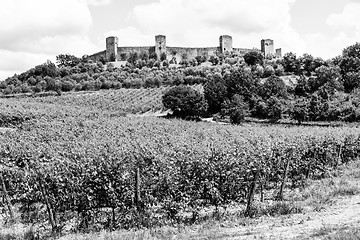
(1, 88, 360, 239)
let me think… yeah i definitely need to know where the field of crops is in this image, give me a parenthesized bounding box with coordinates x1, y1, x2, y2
(33, 87, 168, 113)
(1, 91, 360, 235)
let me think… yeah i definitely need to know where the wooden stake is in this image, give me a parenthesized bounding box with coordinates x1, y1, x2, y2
(245, 170, 259, 216)
(0, 173, 14, 222)
(39, 179, 57, 232)
(135, 166, 141, 210)
(277, 157, 291, 201)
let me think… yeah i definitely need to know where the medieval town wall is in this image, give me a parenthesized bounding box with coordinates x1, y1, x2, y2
(165, 47, 219, 63)
(89, 35, 279, 63)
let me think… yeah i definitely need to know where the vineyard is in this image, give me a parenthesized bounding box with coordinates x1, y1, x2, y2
(29, 87, 169, 114)
(1, 92, 360, 238)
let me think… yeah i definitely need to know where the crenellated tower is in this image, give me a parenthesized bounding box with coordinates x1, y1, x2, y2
(106, 36, 118, 61)
(155, 35, 166, 60)
(261, 39, 274, 57)
(219, 35, 233, 54)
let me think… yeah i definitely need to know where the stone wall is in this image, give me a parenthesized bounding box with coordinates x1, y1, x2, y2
(166, 47, 219, 63)
(233, 48, 253, 56)
(89, 35, 280, 64)
(89, 50, 106, 62)
(117, 46, 155, 60)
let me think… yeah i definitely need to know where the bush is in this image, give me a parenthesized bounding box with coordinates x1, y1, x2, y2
(260, 75, 288, 99)
(162, 85, 208, 119)
(263, 65, 275, 77)
(290, 98, 309, 124)
(266, 97, 283, 122)
(243, 50, 263, 65)
(204, 73, 227, 114)
(144, 77, 161, 88)
(221, 94, 248, 124)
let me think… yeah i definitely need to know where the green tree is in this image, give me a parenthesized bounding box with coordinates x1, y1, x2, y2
(338, 43, 360, 75)
(204, 73, 227, 114)
(260, 75, 288, 99)
(162, 85, 208, 119)
(282, 52, 300, 74)
(290, 98, 309, 124)
(225, 69, 259, 101)
(128, 52, 138, 64)
(56, 54, 80, 68)
(294, 75, 310, 96)
(343, 71, 360, 93)
(243, 50, 263, 66)
(221, 94, 249, 124)
(313, 65, 342, 94)
(266, 97, 283, 122)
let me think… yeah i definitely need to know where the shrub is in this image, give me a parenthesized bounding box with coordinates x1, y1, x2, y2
(260, 75, 288, 99)
(266, 97, 283, 122)
(162, 85, 208, 118)
(204, 73, 227, 114)
(263, 65, 275, 77)
(243, 50, 264, 65)
(144, 77, 161, 88)
(221, 94, 249, 124)
(290, 98, 309, 124)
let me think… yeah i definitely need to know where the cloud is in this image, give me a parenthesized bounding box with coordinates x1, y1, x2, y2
(0, 49, 54, 80)
(0, 0, 103, 80)
(0, 0, 92, 53)
(108, 0, 297, 52)
(327, 2, 360, 30)
(86, 0, 112, 6)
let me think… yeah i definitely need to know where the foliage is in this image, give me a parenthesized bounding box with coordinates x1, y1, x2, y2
(282, 52, 300, 74)
(56, 54, 81, 68)
(266, 96, 283, 122)
(343, 71, 360, 93)
(260, 75, 288, 99)
(290, 98, 309, 124)
(221, 94, 248, 124)
(1, 95, 360, 234)
(162, 85, 208, 118)
(243, 50, 264, 66)
(204, 73, 227, 114)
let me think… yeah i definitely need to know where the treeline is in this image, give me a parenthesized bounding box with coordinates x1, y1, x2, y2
(163, 43, 360, 123)
(0, 46, 322, 95)
(2, 43, 360, 123)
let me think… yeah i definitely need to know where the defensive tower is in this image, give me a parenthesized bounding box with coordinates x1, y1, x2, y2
(261, 39, 274, 57)
(155, 35, 166, 60)
(106, 36, 118, 61)
(219, 35, 233, 54)
(276, 48, 282, 58)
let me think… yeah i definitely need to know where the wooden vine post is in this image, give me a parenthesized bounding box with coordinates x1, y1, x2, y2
(134, 166, 141, 210)
(245, 169, 259, 216)
(0, 172, 15, 222)
(39, 178, 58, 232)
(276, 149, 293, 201)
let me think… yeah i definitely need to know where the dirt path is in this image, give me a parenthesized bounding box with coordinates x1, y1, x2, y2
(211, 195, 360, 239)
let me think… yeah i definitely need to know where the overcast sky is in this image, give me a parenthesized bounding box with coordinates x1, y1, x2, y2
(1, 0, 359, 80)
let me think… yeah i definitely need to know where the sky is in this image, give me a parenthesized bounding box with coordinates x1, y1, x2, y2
(1, 0, 359, 80)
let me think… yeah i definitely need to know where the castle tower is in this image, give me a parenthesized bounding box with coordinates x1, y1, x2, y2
(106, 36, 118, 62)
(219, 35, 233, 54)
(261, 39, 274, 58)
(155, 35, 166, 60)
(276, 48, 282, 58)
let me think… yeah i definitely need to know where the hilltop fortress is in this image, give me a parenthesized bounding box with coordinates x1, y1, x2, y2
(89, 35, 282, 63)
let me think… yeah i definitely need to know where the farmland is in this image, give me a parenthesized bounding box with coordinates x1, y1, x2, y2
(1, 89, 360, 239)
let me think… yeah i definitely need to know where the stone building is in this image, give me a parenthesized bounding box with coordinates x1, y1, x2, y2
(89, 35, 281, 63)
